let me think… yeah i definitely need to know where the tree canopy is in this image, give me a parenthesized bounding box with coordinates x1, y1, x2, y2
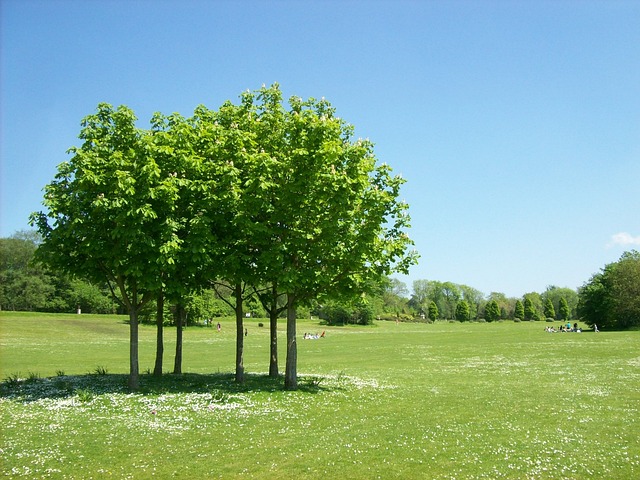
(578, 250, 640, 330)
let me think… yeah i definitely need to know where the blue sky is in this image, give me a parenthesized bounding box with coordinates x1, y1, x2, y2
(2, 0, 639, 298)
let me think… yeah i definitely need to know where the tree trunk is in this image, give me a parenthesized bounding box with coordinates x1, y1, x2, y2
(269, 309, 279, 377)
(153, 291, 164, 376)
(269, 284, 279, 378)
(128, 303, 139, 391)
(284, 293, 297, 390)
(235, 283, 244, 383)
(173, 303, 184, 374)
(117, 277, 139, 391)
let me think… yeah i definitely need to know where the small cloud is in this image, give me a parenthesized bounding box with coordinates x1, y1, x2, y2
(607, 232, 640, 248)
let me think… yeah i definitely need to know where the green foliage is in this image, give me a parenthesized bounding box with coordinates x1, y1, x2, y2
(187, 289, 235, 322)
(428, 301, 439, 321)
(542, 286, 578, 320)
(75, 388, 94, 403)
(484, 300, 501, 322)
(543, 298, 556, 319)
(558, 297, 570, 321)
(514, 299, 524, 320)
(578, 250, 640, 330)
(523, 297, 536, 321)
(0, 234, 52, 311)
(411, 280, 484, 321)
(455, 300, 470, 321)
(0, 233, 119, 312)
(320, 297, 374, 326)
(64, 279, 116, 314)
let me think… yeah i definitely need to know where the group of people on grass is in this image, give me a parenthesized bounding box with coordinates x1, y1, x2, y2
(303, 331, 325, 340)
(545, 322, 582, 333)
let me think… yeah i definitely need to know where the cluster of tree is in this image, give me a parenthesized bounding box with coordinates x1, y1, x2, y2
(405, 280, 578, 322)
(577, 251, 640, 330)
(29, 84, 417, 390)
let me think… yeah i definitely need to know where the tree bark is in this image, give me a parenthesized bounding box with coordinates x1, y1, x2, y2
(153, 291, 164, 376)
(269, 284, 279, 378)
(128, 306, 139, 390)
(284, 292, 297, 390)
(173, 303, 184, 374)
(269, 309, 279, 377)
(234, 283, 245, 383)
(118, 278, 140, 391)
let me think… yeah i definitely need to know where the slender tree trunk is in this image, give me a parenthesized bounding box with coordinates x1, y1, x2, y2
(269, 308, 279, 378)
(173, 303, 184, 374)
(117, 278, 139, 391)
(128, 299, 139, 391)
(284, 293, 297, 390)
(153, 291, 164, 376)
(268, 284, 279, 377)
(235, 283, 245, 383)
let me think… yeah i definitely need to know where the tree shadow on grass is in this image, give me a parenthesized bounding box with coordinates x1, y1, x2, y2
(0, 372, 338, 403)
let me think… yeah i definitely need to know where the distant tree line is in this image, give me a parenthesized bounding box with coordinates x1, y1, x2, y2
(405, 280, 579, 323)
(5, 231, 637, 332)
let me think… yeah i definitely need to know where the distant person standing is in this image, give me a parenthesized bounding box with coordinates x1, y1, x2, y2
(217, 322, 221, 332)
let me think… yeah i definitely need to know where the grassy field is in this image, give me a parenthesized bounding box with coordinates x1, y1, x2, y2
(1, 312, 638, 479)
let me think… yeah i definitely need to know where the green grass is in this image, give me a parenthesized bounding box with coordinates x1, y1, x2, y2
(1, 312, 638, 479)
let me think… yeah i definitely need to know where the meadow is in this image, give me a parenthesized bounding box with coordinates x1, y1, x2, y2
(1, 312, 638, 479)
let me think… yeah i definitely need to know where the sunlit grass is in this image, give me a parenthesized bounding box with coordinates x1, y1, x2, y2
(1, 312, 638, 478)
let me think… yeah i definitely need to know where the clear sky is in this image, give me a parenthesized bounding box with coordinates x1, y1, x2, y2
(1, 0, 639, 298)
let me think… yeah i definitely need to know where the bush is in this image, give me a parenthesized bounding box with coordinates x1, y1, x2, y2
(546, 317, 555, 322)
(322, 303, 352, 325)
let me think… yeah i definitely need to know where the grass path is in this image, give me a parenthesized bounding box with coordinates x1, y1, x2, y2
(1, 312, 638, 479)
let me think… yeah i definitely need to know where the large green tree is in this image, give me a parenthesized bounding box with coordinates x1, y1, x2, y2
(31, 104, 174, 390)
(229, 85, 417, 389)
(578, 251, 640, 330)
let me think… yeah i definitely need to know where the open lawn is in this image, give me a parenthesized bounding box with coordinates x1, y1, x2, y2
(1, 312, 638, 479)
